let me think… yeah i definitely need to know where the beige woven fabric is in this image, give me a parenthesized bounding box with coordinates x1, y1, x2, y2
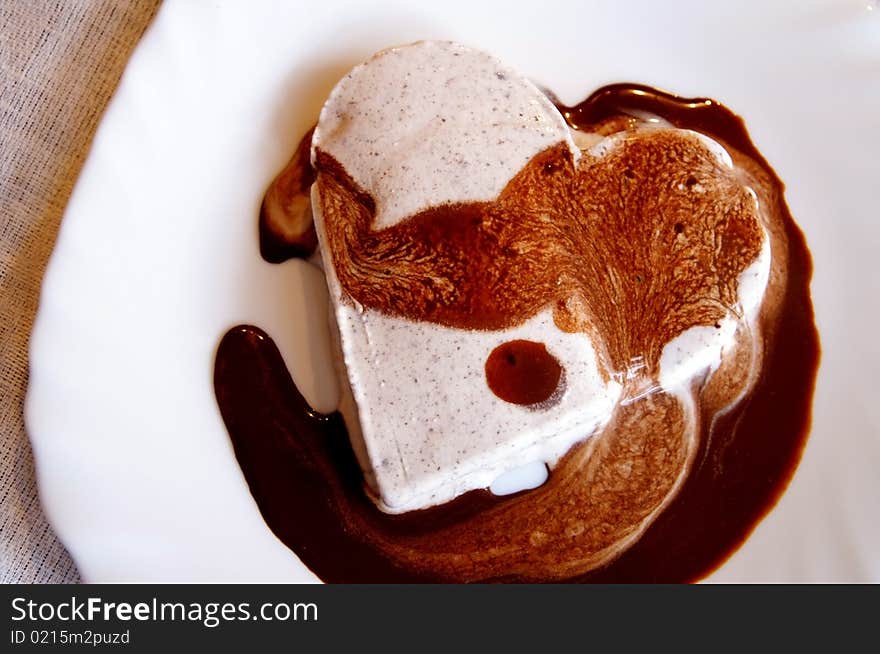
(1, 0, 160, 583)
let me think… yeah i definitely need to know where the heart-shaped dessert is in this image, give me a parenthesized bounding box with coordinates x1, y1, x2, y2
(310, 40, 766, 514)
(216, 41, 818, 582)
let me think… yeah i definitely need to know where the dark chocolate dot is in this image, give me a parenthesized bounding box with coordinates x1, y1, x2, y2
(685, 175, 698, 188)
(485, 340, 563, 407)
(623, 168, 636, 179)
(674, 222, 684, 234)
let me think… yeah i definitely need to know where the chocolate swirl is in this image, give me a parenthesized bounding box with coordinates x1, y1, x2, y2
(314, 128, 763, 380)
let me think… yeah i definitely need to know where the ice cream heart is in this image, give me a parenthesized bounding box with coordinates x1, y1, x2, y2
(309, 41, 769, 518)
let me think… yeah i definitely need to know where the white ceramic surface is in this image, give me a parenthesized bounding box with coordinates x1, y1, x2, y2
(26, 0, 880, 582)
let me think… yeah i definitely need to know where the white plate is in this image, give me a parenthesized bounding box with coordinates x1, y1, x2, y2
(27, 0, 880, 582)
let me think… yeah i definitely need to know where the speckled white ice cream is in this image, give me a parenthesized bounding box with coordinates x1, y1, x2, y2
(313, 272, 622, 513)
(312, 41, 609, 512)
(312, 40, 579, 229)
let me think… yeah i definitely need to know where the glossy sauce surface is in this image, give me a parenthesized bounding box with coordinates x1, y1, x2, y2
(215, 84, 819, 582)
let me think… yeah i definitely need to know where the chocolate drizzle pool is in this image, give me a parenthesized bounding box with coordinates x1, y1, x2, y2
(214, 84, 819, 582)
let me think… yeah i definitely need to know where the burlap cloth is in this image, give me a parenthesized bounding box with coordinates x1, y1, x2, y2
(1, 1, 160, 584)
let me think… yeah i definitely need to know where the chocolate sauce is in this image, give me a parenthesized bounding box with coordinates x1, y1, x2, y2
(485, 340, 563, 406)
(218, 84, 819, 582)
(259, 127, 317, 263)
